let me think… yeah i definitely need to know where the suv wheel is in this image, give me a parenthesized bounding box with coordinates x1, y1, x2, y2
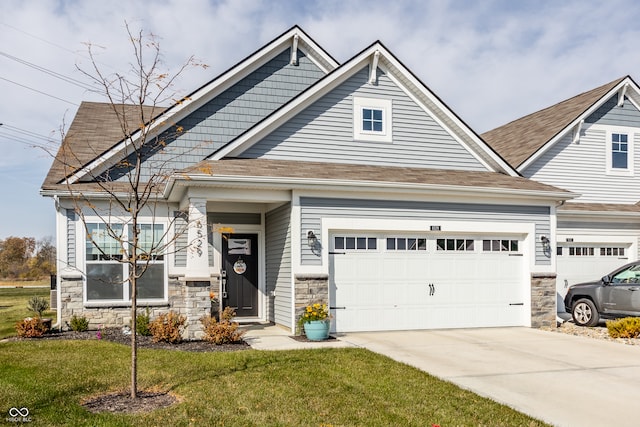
(572, 298, 599, 327)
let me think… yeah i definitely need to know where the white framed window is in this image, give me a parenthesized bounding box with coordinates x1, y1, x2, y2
(334, 236, 377, 251)
(386, 237, 427, 251)
(603, 127, 635, 175)
(353, 97, 392, 142)
(437, 238, 475, 252)
(85, 222, 166, 303)
(482, 239, 519, 252)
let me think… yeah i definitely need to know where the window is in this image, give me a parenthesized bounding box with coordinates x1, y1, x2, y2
(568, 247, 594, 256)
(334, 236, 377, 251)
(387, 237, 427, 251)
(600, 247, 625, 257)
(482, 239, 519, 252)
(362, 108, 383, 132)
(603, 127, 634, 175)
(612, 133, 628, 169)
(353, 97, 392, 142)
(437, 238, 474, 251)
(85, 223, 165, 302)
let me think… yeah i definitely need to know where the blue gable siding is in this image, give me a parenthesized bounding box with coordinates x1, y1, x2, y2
(299, 197, 551, 265)
(586, 96, 640, 126)
(240, 67, 487, 171)
(111, 48, 324, 181)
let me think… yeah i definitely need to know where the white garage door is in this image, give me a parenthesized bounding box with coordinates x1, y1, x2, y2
(556, 243, 630, 307)
(329, 233, 526, 332)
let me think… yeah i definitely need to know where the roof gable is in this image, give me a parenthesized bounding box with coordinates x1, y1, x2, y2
(62, 26, 338, 185)
(482, 76, 639, 169)
(238, 65, 487, 171)
(212, 42, 518, 176)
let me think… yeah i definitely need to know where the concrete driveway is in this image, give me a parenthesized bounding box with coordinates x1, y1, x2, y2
(342, 327, 640, 427)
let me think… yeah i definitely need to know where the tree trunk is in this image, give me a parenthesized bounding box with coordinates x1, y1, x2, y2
(131, 275, 137, 399)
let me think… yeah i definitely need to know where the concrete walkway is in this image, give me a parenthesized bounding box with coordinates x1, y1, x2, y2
(241, 323, 354, 350)
(243, 324, 640, 427)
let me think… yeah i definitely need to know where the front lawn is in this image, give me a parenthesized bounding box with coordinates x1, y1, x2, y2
(0, 340, 549, 426)
(0, 286, 55, 339)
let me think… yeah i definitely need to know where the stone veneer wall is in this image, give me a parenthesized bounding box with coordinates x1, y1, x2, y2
(58, 274, 221, 340)
(294, 274, 329, 333)
(531, 273, 557, 328)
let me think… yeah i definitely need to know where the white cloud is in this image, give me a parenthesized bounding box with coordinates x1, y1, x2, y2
(1, 0, 639, 238)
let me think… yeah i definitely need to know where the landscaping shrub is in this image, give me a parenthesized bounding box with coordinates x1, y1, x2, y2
(70, 315, 89, 332)
(26, 296, 49, 318)
(149, 311, 186, 343)
(136, 307, 152, 336)
(15, 317, 47, 338)
(200, 306, 246, 344)
(606, 317, 640, 338)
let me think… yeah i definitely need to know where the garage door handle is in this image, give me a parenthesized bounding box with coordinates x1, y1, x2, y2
(508, 253, 523, 256)
(330, 306, 346, 310)
(509, 303, 524, 306)
(329, 251, 346, 255)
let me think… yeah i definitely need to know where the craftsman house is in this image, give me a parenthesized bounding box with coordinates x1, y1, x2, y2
(483, 77, 640, 311)
(42, 26, 572, 338)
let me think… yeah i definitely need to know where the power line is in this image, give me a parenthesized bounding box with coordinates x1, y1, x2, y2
(0, 77, 79, 106)
(0, 124, 58, 144)
(0, 51, 97, 92)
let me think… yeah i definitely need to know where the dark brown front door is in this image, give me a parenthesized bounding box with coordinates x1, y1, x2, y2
(222, 233, 258, 317)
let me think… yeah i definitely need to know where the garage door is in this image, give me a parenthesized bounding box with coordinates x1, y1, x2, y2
(556, 243, 630, 307)
(329, 233, 526, 332)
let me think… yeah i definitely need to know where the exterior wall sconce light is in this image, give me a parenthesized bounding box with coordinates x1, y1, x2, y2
(540, 235, 550, 251)
(307, 230, 318, 247)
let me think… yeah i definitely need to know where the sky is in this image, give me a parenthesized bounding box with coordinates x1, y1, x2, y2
(1, 0, 640, 241)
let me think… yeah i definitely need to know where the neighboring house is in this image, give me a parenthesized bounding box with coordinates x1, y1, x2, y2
(41, 26, 571, 338)
(483, 76, 640, 311)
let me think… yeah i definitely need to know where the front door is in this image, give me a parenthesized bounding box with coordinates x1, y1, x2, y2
(222, 233, 259, 317)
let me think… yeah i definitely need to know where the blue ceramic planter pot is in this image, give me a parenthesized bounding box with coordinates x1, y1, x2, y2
(303, 319, 330, 341)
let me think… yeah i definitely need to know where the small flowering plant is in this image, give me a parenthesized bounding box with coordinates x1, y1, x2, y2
(297, 303, 330, 330)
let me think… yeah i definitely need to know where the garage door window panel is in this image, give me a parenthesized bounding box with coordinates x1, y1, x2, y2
(386, 237, 426, 251)
(437, 238, 474, 251)
(482, 239, 519, 252)
(334, 236, 377, 251)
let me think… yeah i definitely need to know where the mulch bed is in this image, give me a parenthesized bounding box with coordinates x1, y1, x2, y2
(8, 327, 250, 352)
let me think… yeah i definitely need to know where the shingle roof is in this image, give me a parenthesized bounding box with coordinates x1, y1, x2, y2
(482, 77, 626, 168)
(42, 102, 164, 188)
(558, 202, 640, 214)
(180, 158, 570, 195)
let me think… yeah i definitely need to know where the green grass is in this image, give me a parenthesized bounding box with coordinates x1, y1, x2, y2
(0, 340, 549, 426)
(0, 287, 56, 339)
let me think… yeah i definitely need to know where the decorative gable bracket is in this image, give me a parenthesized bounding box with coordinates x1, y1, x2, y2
(617, 83, 628, 107)
(369, 50, 380, 84)
(572, 119, 584, 144)
(290, 34, 299, 66)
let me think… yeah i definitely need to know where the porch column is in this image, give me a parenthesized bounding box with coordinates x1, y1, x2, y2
(185, 198, 210, 280)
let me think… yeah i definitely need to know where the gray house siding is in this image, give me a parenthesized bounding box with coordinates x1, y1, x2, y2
(66, 209, 76, 268)
(525, 98, 640, 203)
(300, 197, 550, 265)
(111, 48, 325, 182)
(265, 203, 292, 327)
(174, 211, 188, 268)
(241, 67, 487, 171)
(586, 96, 640, 126)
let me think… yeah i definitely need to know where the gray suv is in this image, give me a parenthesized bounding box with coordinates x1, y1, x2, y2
(564, 261, 640, 326)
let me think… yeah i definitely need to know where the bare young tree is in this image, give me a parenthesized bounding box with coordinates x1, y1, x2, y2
(54, 22, 208, 399)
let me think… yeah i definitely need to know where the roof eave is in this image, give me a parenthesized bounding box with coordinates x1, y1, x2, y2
(165, 173, 575, 202)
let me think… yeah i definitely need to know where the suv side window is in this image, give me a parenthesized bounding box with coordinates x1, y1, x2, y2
(611, 265, 640, 284)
